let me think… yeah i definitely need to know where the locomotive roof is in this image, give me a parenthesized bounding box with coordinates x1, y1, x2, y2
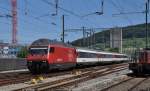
(30, 39, 74, 48)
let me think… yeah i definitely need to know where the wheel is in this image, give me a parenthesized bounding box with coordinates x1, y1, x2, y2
(132, 70, 138, 74)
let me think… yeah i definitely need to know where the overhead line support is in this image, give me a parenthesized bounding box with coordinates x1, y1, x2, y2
(11, 0, 17, 44)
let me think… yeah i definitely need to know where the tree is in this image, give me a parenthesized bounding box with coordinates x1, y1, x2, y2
(108, 48, 119, 52)
(17, 46, 28, 58)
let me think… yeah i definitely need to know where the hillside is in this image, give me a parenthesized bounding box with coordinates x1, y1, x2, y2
(71, 23, 150, 49)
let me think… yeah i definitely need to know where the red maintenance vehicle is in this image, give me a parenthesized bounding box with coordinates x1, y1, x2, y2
(129, 48, 150, 74)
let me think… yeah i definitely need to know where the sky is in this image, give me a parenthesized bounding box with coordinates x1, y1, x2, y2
(0, 0, 149, 44)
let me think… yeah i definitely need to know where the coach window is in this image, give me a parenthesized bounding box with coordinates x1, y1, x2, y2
(50, 47, 55, 53)
(115, 55, 119, 58)
(78, 52, 83, 57)
(117, 55, 121, 58)
(99, 54, 105, 58)
(124, 55, 127, 58)
(79, 52, 88, 58)
(122, 55, 126, 58)
(119, 55, 123, 58)
(90, 53, 97, 58)
(105, 55, 112, 58)
(102, 54, 105, 58)
(88, 53, 92, 58)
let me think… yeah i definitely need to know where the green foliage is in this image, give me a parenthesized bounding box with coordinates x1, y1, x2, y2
(108, 48, 119, 52)
(17, 47, 28, 58)
(71, 23, 150, 50)
(123, 38, 150, 48)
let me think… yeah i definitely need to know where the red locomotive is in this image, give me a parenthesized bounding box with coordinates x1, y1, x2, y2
(129, 48, 150, 74)
(27, 39, 77, 73)
(27, 39, 128, 73)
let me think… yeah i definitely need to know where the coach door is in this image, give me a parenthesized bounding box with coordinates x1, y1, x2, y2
(98, 54, 102, 62)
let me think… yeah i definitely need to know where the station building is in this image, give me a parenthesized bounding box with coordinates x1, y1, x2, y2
(0, 42, 25, 58)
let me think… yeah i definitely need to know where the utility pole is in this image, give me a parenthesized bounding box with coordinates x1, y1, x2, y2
(92, 30, 95, 48)
(145, 0, 149, 48)
(52, 0, 58, 16)
(55, 0, 58, 15)
(11, 0, 17, 44)
(91, 29, 95, 48)
(90, 29, 93, 48)
(62, 15, 65, 43)
(120, 28, 122, 53)
(102, 32, 105, 48)
(86, 32, 89, 48)
(82, 27, 86, 46)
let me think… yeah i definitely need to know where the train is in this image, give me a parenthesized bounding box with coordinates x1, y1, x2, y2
(129, 48, 150, 74)
(27, 39, 129, 73)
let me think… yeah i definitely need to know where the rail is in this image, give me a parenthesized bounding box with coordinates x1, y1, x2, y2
(13, 63, 128, 91)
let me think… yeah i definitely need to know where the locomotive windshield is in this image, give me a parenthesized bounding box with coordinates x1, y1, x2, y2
(29, 48, 48, 55)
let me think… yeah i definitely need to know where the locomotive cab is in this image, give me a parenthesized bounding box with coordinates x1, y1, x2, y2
(27, 46, 50, 73)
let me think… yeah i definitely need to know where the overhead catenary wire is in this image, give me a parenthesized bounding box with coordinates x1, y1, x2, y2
(10, 0, 52, 25)
(0, 5, 53, 29)
(0, 15, 56, 37)
(109, 0, 133, 25)
(112, 11, 145, 16)
(23, 0, 66, 28)
(0, 6, 59, 39)
(0, 6, 47, 24)
(0, 7, 44, 30)
(81, 0, 104, 17)
(125, 0, 145, 11)
(0, 0, 66, 41)
(41, 0, 81, 18)
(40, 0, 101, 28)
(24, 0, 28, 15)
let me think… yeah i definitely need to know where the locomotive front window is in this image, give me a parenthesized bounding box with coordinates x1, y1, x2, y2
(29, 48, 48, 55)
(49, 47, 55, 53)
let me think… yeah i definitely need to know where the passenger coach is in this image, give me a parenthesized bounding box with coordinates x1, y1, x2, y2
(76, 48, 128, 65)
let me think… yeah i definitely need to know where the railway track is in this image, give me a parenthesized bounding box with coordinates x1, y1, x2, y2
(101, 76, 149, 91)
(0, 71, 31, 86)
(0, 69, 70, 86)
(0, 63, 128, 87)
(12, 63, 128, 91)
